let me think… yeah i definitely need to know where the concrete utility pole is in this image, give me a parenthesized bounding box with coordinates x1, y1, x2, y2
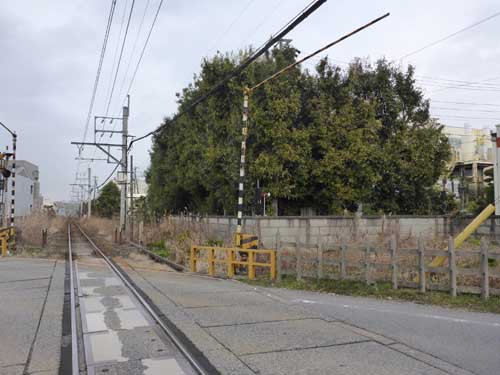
(494, 124, 500, 215)
(120, 96, 129, 232)
(87, 167, 92, 217)
(129, 154, 134, 241)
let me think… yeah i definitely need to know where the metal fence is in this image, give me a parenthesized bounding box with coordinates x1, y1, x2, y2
(276, 232, 500, 300)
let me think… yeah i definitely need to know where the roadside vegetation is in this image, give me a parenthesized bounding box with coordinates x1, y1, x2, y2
(146, 45, 453, 217)
(245, 276, 500, 314)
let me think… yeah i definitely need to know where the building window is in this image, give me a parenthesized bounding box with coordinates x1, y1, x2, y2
(30, 185, 33, 194)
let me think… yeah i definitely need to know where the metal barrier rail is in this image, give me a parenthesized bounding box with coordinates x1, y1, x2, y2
(190, 245, 276, 280)
(0, 227, 15, 256)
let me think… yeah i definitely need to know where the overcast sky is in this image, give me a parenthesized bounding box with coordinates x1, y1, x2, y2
(1, 0, 499, 201)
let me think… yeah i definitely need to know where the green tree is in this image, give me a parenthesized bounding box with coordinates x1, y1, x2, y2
(95, 181, 120, 218)
(146, 47, 451, 216)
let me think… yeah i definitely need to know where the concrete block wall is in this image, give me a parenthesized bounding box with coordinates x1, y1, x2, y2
(170, 214, 458, 248)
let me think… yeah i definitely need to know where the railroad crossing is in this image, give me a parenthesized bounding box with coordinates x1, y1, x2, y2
(1, 223, 498, 374)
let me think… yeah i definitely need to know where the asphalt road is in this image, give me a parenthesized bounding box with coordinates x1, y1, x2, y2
(264, 287, 500, 375)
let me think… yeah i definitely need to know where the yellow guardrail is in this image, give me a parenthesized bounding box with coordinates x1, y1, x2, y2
(190, 245, 276, 280)
(0, 227, 15, 256)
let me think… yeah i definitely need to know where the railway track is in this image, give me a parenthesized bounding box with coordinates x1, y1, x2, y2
(65, 223, 213, 375)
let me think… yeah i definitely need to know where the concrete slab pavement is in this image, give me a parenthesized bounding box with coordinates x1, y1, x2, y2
(0, 258, 65, 375)
(117, 256, 476, 375)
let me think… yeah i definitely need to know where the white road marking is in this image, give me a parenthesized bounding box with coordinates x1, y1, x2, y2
(292, 298, 500, 328)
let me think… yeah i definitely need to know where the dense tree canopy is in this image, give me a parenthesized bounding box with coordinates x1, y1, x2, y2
(146, 45, 450, 216)
(95, 181, 120, 218)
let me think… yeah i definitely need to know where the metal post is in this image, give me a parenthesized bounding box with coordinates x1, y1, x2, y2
(296, 232, 302, 281)
(480, 238, 490, 300)
(448, 236, 457, 297)
(120, 96, 129, 232)
(87, 167, 91, 218)
(418, 234, 426, 293)
(494, 124, 500, 215)
(236, 89, 249, 234)
(391, 235, 398, 289)
(276, 230, 282, 282)
(365, 243, 371, 285)
(317, 236, 324, 280)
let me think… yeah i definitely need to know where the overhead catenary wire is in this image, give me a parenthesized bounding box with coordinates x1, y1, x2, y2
(128, 0, 328, 149)
(400, 10, 500, 60)
(113, 0, 151, 117)
(80, 0, 117, 148)
(75, 0, 116, 190)
(104, 0, 136, 117)
(124, 0, 164, 99)
(205, 0, 256, 57)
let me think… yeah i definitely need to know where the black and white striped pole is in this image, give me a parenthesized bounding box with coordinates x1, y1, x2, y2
(10, 133, 16, 229)
(236, 88, 250, 234)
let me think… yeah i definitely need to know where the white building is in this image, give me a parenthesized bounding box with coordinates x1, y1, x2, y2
(5, 160, 42, 217)
(442, 125, 494, 201)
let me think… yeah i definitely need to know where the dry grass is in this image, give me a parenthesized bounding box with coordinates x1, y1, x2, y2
(81, 216, 117, 243)
(139, 217, 229, 265)
(16, 214, 67, 257)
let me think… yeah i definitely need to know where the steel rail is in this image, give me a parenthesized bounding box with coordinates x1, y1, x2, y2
(67, 224, 80, 375)
(73, 224, 210, 375)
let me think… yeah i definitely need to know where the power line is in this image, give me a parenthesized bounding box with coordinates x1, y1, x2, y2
(400, 10, 500, 60)
(114, 0, 151, 116)
(124, 0, 164, 98)
(104, 0, 136, 116)
(250, 13, 390, 92)
(103, 0, 129, 114)
(431, 106, 500, 113)
(416, 75, 500, 87)
(129, 0, 328, 149)
(241, 0, 286, 46)
(434, 114, 500, 121)
(81, 0, 117, 147)
(96, 163, 121, 190)
(205, 0, 256, 57)
(419, 82, 500, 92)
(432, 100, 500, 107)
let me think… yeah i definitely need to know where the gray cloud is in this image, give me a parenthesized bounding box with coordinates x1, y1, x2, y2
(1, 0, 499, 201)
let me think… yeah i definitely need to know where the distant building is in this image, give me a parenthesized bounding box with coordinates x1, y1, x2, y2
(4, 160, 43, 217)
(442, 125, 494, 201)
(53, 201, 80, 216)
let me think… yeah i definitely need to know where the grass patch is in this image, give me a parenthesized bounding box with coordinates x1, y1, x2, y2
(148, 240, 171, 259)
(244, 276, 500, 314)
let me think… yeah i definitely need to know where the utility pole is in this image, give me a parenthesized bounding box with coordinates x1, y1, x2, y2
(129, 154, 134, 241)
(235, 13, 389, 232)
(87, 167, 92, 217)
(71, 96, 130, 231)
(493, 124, 500, 215)
(120, 96, 129, 232)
